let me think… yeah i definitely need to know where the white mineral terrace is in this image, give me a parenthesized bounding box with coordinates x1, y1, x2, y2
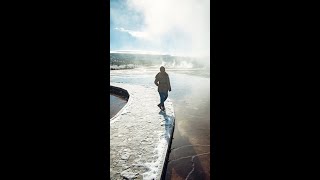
(110, 82, 175, 180)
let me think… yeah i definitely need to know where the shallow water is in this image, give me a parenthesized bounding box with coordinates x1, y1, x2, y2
(110, 94, 127, 119)
(110, 67, 210, 179)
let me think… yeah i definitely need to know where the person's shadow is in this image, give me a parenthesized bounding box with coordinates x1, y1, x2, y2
(158, 110, 177, 180)
(159, 110, 175, 144)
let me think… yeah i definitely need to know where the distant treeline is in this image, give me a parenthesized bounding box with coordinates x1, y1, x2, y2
(110, 53, 204, 68)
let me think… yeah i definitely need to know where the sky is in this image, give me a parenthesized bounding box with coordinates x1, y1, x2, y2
(110, 0, 210, 58)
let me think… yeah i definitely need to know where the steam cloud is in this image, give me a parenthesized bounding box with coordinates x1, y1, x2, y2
(111, 0, 210, 65)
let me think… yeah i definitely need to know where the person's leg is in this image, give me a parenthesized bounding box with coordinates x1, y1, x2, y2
(163, 92, 168, 102)
(157, 93, 162, 109)
(162, 92, 168, 110)
(159, 92, 165, 107)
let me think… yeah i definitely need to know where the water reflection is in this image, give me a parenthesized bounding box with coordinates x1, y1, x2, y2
(110, 68, 210, 179)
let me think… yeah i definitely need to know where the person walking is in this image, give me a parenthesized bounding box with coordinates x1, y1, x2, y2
(154, 66, 171, 111)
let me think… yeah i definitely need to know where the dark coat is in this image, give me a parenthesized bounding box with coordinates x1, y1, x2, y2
(154, 72, 171, 93)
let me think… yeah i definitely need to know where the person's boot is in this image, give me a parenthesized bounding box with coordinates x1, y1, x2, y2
(162, 105, 166, 111)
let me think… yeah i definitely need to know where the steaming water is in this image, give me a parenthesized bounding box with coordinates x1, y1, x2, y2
(110, 67, 210, 179)
(110, 94, 127, 119)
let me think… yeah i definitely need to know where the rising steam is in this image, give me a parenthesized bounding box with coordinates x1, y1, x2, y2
(111, 0, 210, 66)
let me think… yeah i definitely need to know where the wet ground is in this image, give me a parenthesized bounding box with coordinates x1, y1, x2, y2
(110, 94, 127, 119)
(110, 67, 210, 180)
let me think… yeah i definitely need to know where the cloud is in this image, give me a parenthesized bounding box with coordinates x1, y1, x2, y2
(114, 27, 151, 40)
